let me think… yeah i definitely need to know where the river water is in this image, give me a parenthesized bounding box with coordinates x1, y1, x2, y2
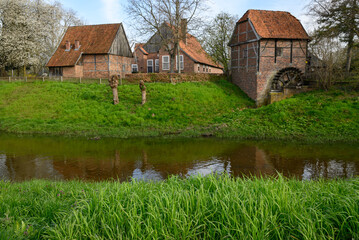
(0, 134, 358, 181)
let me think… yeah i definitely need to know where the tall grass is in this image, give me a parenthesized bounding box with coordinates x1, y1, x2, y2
(0, 175, 358, 239)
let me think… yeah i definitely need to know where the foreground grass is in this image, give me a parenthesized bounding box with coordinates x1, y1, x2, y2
(0, 176, 358, 239)
(0, 80, 358, 142)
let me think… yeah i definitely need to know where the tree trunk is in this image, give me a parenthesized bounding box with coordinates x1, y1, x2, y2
(346, 37, 353, 75)
(139, 80, 147, 105)
(112, 88, 119, 105)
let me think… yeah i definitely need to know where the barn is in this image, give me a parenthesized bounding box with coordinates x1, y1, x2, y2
(229, 10, 310, 106)
(47, 23, 133, 79)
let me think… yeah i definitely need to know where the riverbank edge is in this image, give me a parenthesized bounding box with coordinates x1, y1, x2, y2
(0, 127, 358, 144)
(1, 175, 358, 239)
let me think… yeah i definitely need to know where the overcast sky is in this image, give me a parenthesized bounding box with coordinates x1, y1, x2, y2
(57, 0, 315, 41)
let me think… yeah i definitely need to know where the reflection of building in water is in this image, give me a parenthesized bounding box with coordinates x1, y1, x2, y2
(228, 146, 276, 177)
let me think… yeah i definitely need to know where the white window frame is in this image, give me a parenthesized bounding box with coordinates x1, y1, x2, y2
(162, 55, 170, 71)
(176, 55, 184, 70)
(132, 64, 138, 73)
(147, 59, 154, 73)
(155, 59, 160, 72)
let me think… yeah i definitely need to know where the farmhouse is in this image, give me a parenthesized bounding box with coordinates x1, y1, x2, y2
(47, 24, 133, 79)
(133, 20, 223, 74)
(229, 10, 310, 105)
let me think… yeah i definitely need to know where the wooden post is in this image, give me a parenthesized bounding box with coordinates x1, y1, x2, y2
(80, 77, 82, 83)
(61, 76, 63, 82)
(139, 80, 147, 105)
(109, 75, 119, 105)
(42, 77, 45, 82)
(8, 77, 10, 83)
(100, 78, 102, 84)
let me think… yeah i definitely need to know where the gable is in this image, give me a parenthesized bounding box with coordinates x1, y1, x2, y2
(109, 24, 133, 57)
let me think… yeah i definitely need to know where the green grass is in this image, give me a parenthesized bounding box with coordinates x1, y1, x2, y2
(0, 175, 358, 239)
(0, 80, 358, 142)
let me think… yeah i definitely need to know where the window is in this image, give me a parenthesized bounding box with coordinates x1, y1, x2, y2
(162, 56, 170, 70)
(176, 55, 184, 70)
(206, 66, 209, 72)
(155, 59, 159, 72)
(276, 47, 283, 57)
(198, 65, 200, 72)
(209, 68, 211, 73)
(203, 65, 205, 72)
(243, 49, 248, 58)
(122, 64, 126, 72)
(147, 60, 154, 73)
(132, 64, 138, 73)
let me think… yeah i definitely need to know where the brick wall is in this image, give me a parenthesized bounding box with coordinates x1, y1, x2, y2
(257, 39, 307, 105)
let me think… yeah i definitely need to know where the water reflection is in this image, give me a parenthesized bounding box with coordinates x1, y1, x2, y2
(0, 134, 358, 181)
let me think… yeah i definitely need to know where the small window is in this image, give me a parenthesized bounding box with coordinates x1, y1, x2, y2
(209, 68, 211, 73)
(276, 47, 283, 57)
(203, 65, 205, 72)
(198, 65, 200, 72)
(162, 56, 170, 70)
(243, 49, 248, 59)
(132, 64, 138, 73)
(122, 64, 126, 72)
(206, 66, 209, 72)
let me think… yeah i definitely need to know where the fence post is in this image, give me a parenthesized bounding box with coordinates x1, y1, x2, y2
(80, 77, 82, 83)
(61, 76, 63, 82)
(100, 78, 102, 84)
(8, 77, 11, 83)
(25, 77, 27, 82)
(42, 77, 45, 82)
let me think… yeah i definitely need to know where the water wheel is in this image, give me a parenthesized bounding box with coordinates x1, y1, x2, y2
(271, 68, 304, 92)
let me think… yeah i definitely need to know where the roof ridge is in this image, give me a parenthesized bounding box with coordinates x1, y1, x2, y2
(68, 23, 122, 28)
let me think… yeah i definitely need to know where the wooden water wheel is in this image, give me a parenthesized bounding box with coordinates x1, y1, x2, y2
(271, 68, 304, 92)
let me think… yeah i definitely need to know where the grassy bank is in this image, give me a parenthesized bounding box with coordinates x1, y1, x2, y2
(0, 176, 358, 239)
(0, 80, 358, 142)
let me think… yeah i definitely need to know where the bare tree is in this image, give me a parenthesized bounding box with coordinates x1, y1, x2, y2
(201, 12, 237, 76)
(308, 34, 346, 89)
(126, 0, 205, 73)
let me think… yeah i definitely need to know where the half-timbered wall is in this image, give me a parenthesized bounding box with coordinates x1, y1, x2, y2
(231, 20, 260, 100)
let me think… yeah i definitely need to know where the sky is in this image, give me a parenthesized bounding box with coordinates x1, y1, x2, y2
(57, 0, 315, 41)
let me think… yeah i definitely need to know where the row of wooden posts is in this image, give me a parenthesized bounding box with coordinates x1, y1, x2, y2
(109, 75, 146, 105)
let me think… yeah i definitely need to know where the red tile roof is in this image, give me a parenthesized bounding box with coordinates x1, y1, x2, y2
(180, 34, 222, 68)
(47, 24, 122, 67)
(239, 10, 309, 40)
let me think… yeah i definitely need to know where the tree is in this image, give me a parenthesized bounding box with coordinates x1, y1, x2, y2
(201, 12, 237, 76)
(308, 0, 359, 74)
(126, 0, 205, 73)
(0, 0, 83, 76)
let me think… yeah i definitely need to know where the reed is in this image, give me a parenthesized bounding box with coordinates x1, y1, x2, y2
(0, 175, 358, 239)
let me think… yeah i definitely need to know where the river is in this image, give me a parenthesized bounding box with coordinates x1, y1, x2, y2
(0, 134, 358, 181)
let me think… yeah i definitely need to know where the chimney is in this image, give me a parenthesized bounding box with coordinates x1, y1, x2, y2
(65, 40, 71, 51)
(75, 40, 80, 50)
(181, 19, 187, 45)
